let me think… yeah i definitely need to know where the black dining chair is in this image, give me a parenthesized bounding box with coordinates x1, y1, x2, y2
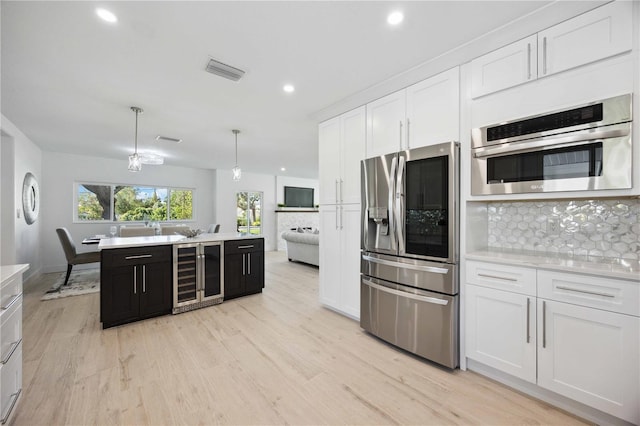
(56, 228, 101, 286)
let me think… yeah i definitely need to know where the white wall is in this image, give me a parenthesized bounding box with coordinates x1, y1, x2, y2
(41, 151, 216, 272)
(215, 169, 277, 251)
(275, 176, 319, 206)
(1, 133, 15, 265)
(1, 115, 43, 280)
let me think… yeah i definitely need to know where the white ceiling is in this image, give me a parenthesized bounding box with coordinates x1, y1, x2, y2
(1, 1, 556, 179)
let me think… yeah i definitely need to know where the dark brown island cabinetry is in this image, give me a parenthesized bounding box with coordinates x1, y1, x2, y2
(224, 238, 264, 300)
(100, 245, 172, 328)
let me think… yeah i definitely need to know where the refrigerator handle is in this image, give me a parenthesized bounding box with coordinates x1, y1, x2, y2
(388, 156, 397, 244)
(396, 155, 406, 252)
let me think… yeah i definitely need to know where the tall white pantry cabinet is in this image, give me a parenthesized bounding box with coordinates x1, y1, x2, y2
(318, 106, 365, 319)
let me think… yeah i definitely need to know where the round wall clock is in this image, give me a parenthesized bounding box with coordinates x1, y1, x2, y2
(22, 172, 39, 225)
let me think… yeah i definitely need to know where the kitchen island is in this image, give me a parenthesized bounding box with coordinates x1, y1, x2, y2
(98, 233, 264, 328)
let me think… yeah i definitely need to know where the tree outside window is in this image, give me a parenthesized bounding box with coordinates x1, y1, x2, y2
(236, 191, 262, 235)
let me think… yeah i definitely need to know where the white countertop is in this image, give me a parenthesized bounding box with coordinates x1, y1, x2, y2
(466, 249, 640, 282)
(98, 232, 261, 250)
(1, 264, 30, 284)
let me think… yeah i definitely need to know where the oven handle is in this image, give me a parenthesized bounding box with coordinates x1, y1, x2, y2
(362, 254, 449, 274)
(473, 125, 629, 159)
(362, 277, 449, 305)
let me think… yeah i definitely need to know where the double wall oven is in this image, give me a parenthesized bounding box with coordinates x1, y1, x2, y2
(361, 141, 459, 369)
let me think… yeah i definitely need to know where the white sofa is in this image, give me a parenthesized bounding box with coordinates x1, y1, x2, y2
(281, 230, 319, 266)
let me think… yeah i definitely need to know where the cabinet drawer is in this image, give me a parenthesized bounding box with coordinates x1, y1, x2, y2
(0, 341, 21, 425)
(538, 270, 639, 316)
(102, 245, 171, 267)
(0, 276, 21, 314)
(224, 239, 263, 254)
(466, 260, 536, 296)
(0, 298, 22, 366)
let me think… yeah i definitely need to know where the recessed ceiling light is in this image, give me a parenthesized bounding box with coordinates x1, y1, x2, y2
(96, 8, 118, 23)
(387, 11, 404, 26)
(283, 84, 295, 93)
(281, 167, 286, 172)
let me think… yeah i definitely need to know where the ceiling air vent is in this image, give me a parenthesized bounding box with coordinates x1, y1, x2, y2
(205, 58, 245, 81)
(155, 135, 182, 143)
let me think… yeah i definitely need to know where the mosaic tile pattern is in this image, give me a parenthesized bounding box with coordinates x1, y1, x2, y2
(487, 198, 640, 260)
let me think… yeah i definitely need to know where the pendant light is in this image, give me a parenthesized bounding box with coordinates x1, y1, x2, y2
(128, 106, 143, 172)
(232, 129, 241, 181)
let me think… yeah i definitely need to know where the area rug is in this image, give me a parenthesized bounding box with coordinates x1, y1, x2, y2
(41, 268, 100, 300)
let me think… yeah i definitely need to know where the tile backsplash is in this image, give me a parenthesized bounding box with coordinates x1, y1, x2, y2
(487, 198, 640, 260)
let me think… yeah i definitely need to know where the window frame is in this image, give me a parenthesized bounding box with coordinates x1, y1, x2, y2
(73, 181, 196, 224)
(236, 191, 263, 235)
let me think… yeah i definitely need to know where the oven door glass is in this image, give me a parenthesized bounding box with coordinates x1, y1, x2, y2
(487, 142, 603, 184)
(403, 155, 449, 260)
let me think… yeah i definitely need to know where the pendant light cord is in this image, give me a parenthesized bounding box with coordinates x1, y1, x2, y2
(134, 109, 139, 154)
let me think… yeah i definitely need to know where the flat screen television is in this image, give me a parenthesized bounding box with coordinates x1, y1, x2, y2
(284, 186, 314, 208)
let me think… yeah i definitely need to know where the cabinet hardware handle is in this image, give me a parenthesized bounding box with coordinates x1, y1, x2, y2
(1, 389, 21, 424)
(542, 37, 547, 75)
(340, 179, 344, 203)
(542, 300, 546, 348)
(133, 266, 137, 294)
(143, 265, 146, 293)
(335, 179, 339, 204)
(248, 253, 251, 275)
(340, 205, 344, 230)
(399, 120, 403, 150)
(526, 298, 530, 343)
(477, 273, 517, 282)
(242, 254, 246, 276)
(1, 294, 20, 311)
(125, 254, 152, 260)
(1, 339, 22, 365)
(555, 285, 615, 298)
(527, 43, 531, 79)
(335, 207, 339, 230)
(237, 245, 254, 249)
(406, 118, 411, 148)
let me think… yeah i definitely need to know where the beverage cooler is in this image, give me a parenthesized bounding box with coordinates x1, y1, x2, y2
(173, 242, 223, 313)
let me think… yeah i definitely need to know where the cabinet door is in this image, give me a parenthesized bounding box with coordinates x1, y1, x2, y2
(319, 116, 341, 205)
(319, 206, 341, 309)
(538, 1, 632, 78)
(366, 91, 406, 157)
(223, 253, 244, 300)
(244, 250, 264, 295)
(465, 284, 536, 383)
(101, 264, 139, 326)
(139, 261, 172, 318)
(339, 204, 362, 319)
(340, 106, 365, 205)
(406, 67, 460, 147)
(202, 244, 222, 299)
(538, 299, 639, 424)
(470, 35, 537, 98)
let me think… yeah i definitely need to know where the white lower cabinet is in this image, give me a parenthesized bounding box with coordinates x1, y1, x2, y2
(538, 299, 639, 423)
(466, 285, 536, 383)
(319, 204, 361, 319)
(465, 260, 640, 424)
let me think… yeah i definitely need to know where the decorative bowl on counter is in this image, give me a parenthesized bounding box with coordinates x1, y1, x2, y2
(174, 228, 203, 238)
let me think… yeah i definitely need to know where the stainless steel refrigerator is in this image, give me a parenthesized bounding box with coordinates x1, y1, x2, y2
(360, 141, 459, 368)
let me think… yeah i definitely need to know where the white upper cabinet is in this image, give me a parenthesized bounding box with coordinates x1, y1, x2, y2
(471, 35, 537, 99)
(319, 106, 365, 205)
(367, 67, 460, 157)
(470, 1, 632, 99)
(366, 91, 406, 158)
(406, 67, 459, 148)
(538, 0, 632, 78)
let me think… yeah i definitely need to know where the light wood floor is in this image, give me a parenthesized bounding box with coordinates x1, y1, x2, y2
(15, 251, 590, 425)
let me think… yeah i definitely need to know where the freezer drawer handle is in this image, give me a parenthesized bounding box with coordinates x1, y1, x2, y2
(477, 273, 517, 282)
(1, 389, 21, 424)
(555, 285, 615, 298)
(362, 278, 449, 306)
(362, 255, 449, 275)
(1, 339, 21, 365)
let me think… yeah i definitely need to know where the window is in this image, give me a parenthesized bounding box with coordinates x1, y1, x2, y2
(75, 183, 193, 222)
(236, 191, 262, 235)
